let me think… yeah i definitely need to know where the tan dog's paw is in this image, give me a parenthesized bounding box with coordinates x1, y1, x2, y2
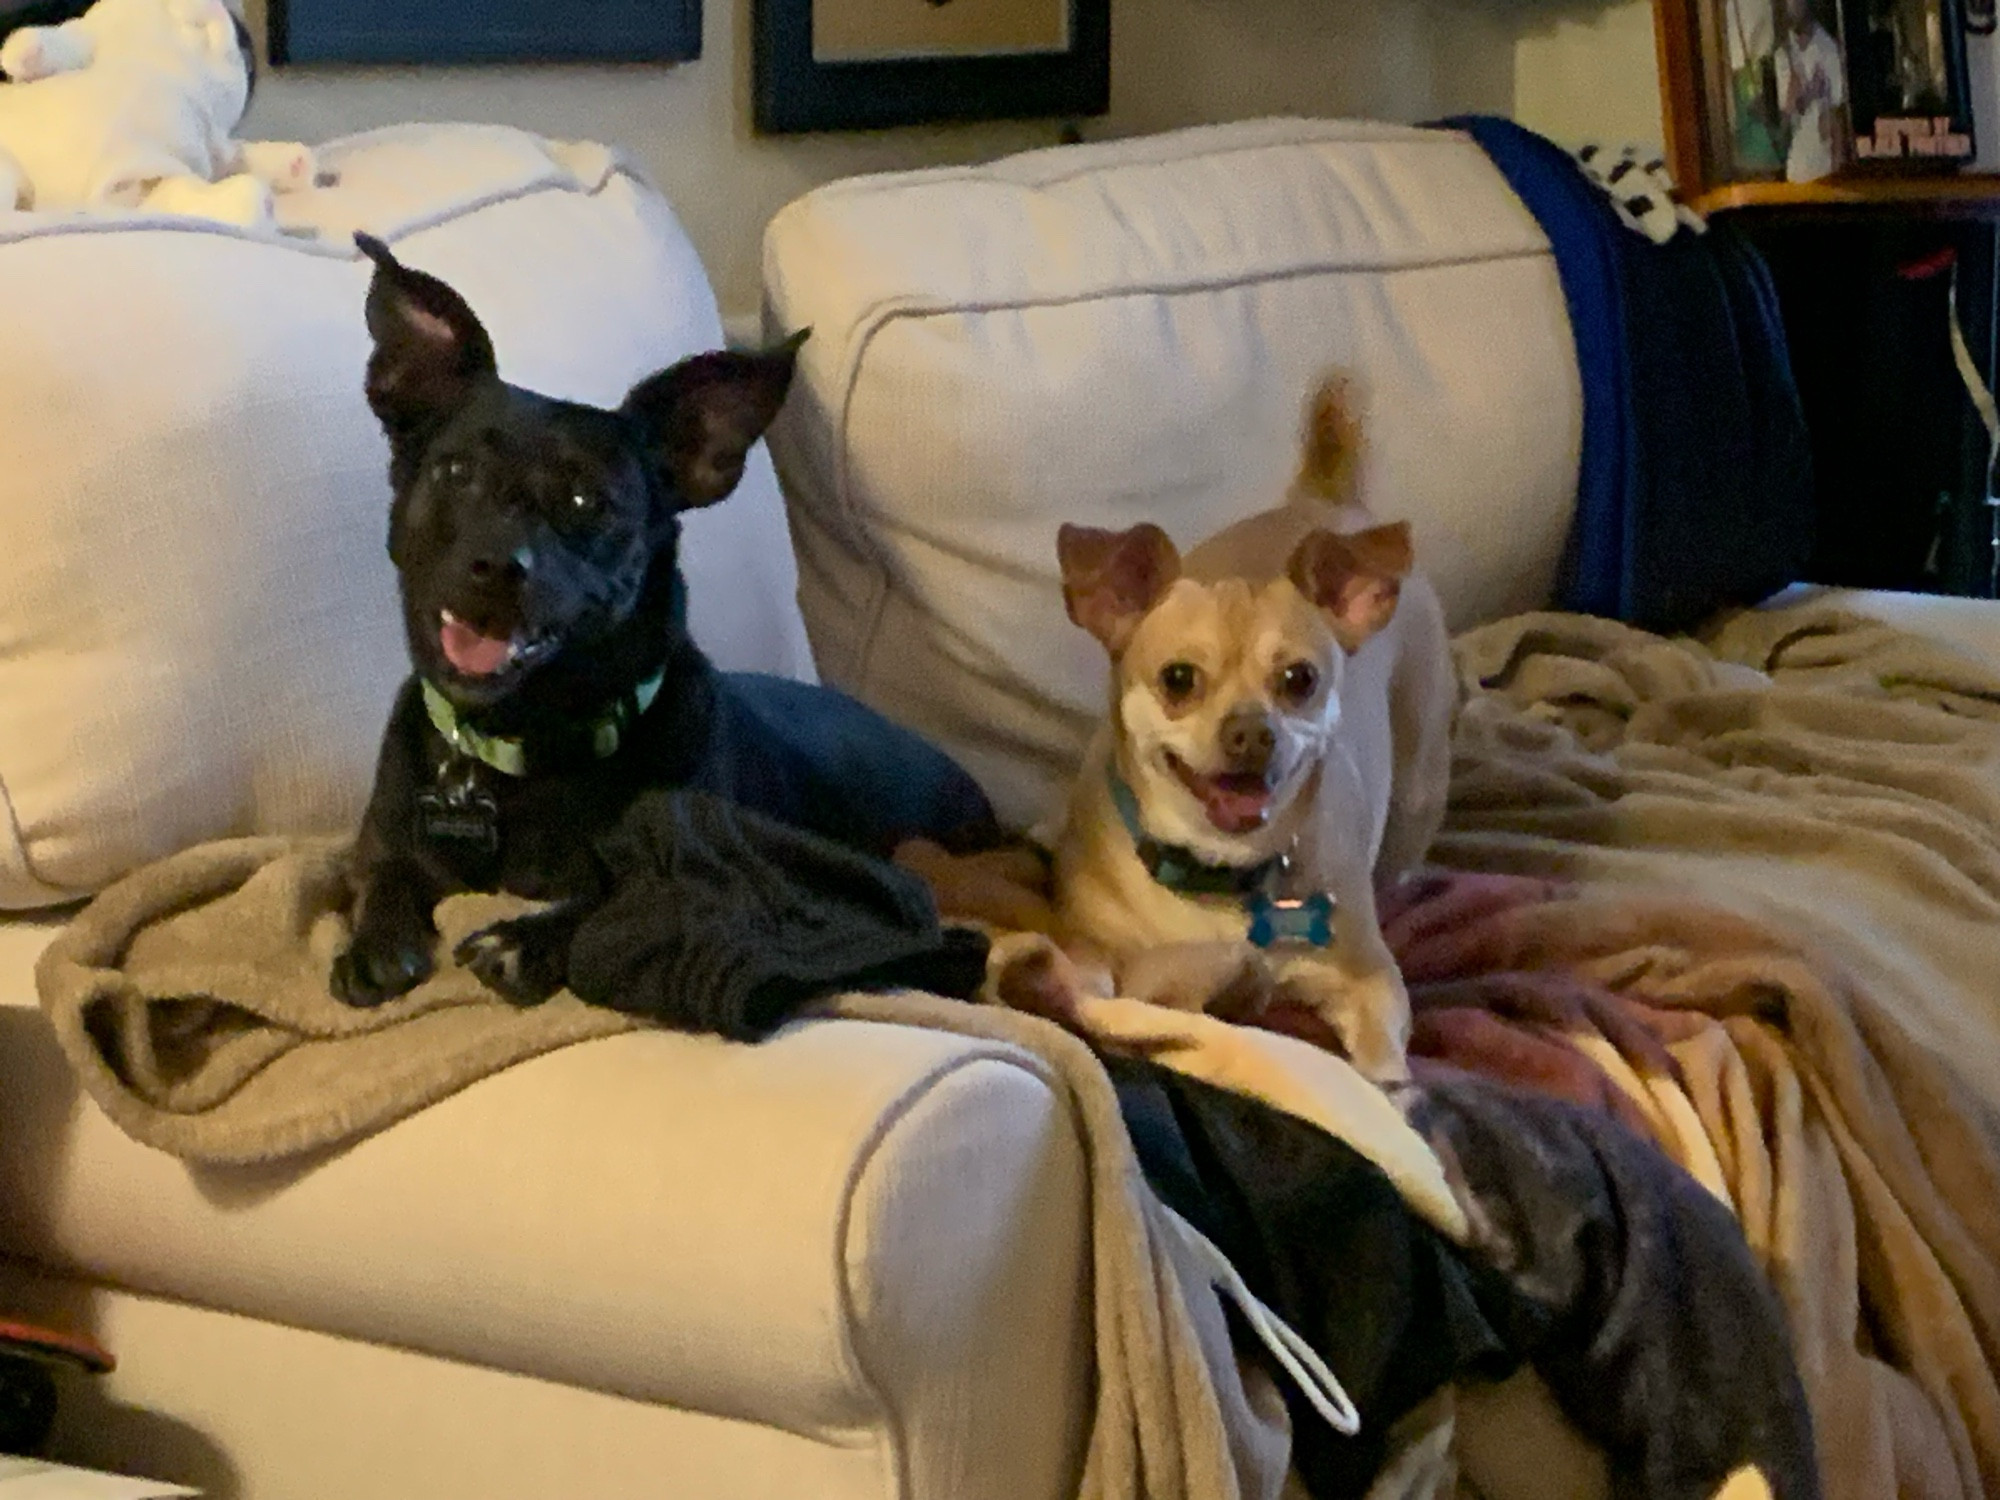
(982, 932, 1092, 1028)
(1276, 957, 1412, 1085)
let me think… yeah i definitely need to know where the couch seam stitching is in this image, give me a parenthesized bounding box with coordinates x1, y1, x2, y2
(828, 241, 1553, 597)
(792, 124, 1471, 207)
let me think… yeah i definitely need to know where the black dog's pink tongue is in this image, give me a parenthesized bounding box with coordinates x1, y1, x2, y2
(440, 615, 511, 677)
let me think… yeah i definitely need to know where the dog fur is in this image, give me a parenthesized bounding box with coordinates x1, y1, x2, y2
(1035, 374, 1457, 1080)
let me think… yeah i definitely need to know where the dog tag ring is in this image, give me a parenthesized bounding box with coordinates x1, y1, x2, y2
(1247, 891, 1336, 950)
(417, 760, 501, 857)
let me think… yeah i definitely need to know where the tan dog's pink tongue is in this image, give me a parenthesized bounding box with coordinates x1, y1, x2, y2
(440, 617, 511, 677)
(1204, 781, 1271, 834)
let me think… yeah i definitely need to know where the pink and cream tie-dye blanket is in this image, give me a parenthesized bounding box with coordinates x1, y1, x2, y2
(1402, 602, 2000, 1500)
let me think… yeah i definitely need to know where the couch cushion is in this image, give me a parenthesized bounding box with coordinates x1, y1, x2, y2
(0, 123, 815, 910)
(761, 118, 1582, 829)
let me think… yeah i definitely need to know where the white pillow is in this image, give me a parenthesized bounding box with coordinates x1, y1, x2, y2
(0, 124, 814, 909)
(762, 118, 1581, 830)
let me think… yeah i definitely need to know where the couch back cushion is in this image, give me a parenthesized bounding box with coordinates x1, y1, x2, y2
(0, 124, 814, 909)
(761, 118, 1582, 831)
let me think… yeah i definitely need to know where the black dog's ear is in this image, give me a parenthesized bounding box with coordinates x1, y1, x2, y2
(621, 329, 808, 511)
(356, 233, 497, 449)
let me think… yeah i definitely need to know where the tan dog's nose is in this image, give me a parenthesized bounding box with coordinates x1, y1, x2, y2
(1220, 709, 1276, 776)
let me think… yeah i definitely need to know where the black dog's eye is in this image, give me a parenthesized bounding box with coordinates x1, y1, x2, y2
(1278, 662, 1320, 703)
(570, 487, 596, 514)
(432, 455, 470, 485)
(1159, 662, 1202, 703)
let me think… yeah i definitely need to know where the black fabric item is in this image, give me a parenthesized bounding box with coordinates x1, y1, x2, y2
(1102, 1055, 1518, 1500)
(566, 789, 989, 1043)
(1406, 1074, 1821, 1500)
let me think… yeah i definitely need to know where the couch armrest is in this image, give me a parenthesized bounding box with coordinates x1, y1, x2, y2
(0, 995, 1092, 1500)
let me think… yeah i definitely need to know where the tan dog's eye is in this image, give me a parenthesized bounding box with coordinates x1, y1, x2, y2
(1159, 662, 1202, 703)
(1278, 662, 1319, 704)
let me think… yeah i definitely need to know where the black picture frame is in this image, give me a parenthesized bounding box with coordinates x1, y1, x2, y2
(1837, 0, 1976, 170)
(269, 0, 702, 66)
(753, 0, 1109, 134)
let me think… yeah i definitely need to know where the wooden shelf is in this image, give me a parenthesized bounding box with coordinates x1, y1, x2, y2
(1694, 174, 2000, 220)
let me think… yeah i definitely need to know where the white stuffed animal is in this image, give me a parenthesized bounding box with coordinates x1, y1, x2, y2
(0, 0, 315, 225)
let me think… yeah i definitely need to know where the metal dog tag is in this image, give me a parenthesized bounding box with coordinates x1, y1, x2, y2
(1247, 891, 1336, 950)
(417, 762, 500, 857)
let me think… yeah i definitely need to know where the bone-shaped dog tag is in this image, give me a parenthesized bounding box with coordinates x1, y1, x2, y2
(1247, 892, 1336, 950)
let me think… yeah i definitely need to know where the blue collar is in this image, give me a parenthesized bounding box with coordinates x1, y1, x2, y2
(1108, 770, 1336, 948)
(1108, 771, 1288, 898)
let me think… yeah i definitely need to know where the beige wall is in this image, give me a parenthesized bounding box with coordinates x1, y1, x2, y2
(1509, 0, 1665, 152)
(240, 0, 1516, 322)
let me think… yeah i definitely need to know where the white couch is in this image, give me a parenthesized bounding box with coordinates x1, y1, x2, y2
(0, 117, 1994, 1500)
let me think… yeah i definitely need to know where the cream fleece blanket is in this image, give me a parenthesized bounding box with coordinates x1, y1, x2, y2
(1435, 602, 2000, 1500)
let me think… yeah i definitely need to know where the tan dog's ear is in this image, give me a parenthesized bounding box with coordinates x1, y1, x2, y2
(1288, 522, 1413, 651)
(1298, 372, 1366, 501)
(1057, 522, 1181, 656)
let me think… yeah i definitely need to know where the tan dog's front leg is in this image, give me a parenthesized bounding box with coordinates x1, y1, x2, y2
(981, 931, 1113, 1027)
(1116, 940, 1279, 1020)
(1274, 879, 1411, 1085)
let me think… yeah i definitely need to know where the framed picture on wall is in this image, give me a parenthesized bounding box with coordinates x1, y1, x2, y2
(1839, 0, 1975, 169)
(270, 0, 701, 65)
(1692, 0, 1854, 183)
(753, 0, 1109, 133)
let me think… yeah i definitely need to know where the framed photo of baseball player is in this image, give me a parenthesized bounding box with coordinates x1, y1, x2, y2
(1693, 0, 1856, 183)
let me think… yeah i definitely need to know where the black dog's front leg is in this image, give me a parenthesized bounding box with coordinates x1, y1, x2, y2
(455, 899, 592, 1008)
(333, 686, 447, 1008)
(334, 851, 442, 1007)
(455, 851, 607, 1007)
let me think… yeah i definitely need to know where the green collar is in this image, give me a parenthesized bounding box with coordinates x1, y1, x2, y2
(1108, 772, 1287, 898)
(422, 670, 665, 778)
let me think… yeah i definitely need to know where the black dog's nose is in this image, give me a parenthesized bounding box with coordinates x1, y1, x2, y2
(468, 545, 535, 584)
(1220, 709, 1275, 775)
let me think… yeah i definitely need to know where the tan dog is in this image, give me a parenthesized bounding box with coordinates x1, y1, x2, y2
(1028, 375, 1456, 1081)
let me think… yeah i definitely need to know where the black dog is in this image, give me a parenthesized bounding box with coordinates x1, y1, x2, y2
(332, 236, 996, 1009)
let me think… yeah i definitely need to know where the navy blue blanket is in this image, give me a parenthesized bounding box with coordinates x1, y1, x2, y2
(1439, 117, 1815, 633)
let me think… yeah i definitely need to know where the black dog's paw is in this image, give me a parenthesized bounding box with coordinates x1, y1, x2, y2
(330, 934, 435, 1009)
(455, 915, 571, 1008)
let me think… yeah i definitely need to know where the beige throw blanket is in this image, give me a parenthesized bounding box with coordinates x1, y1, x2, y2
(1436, 604, 2000, 1500)
(35, 836, 639, 1162)
(36, 839, 1309, 1500)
